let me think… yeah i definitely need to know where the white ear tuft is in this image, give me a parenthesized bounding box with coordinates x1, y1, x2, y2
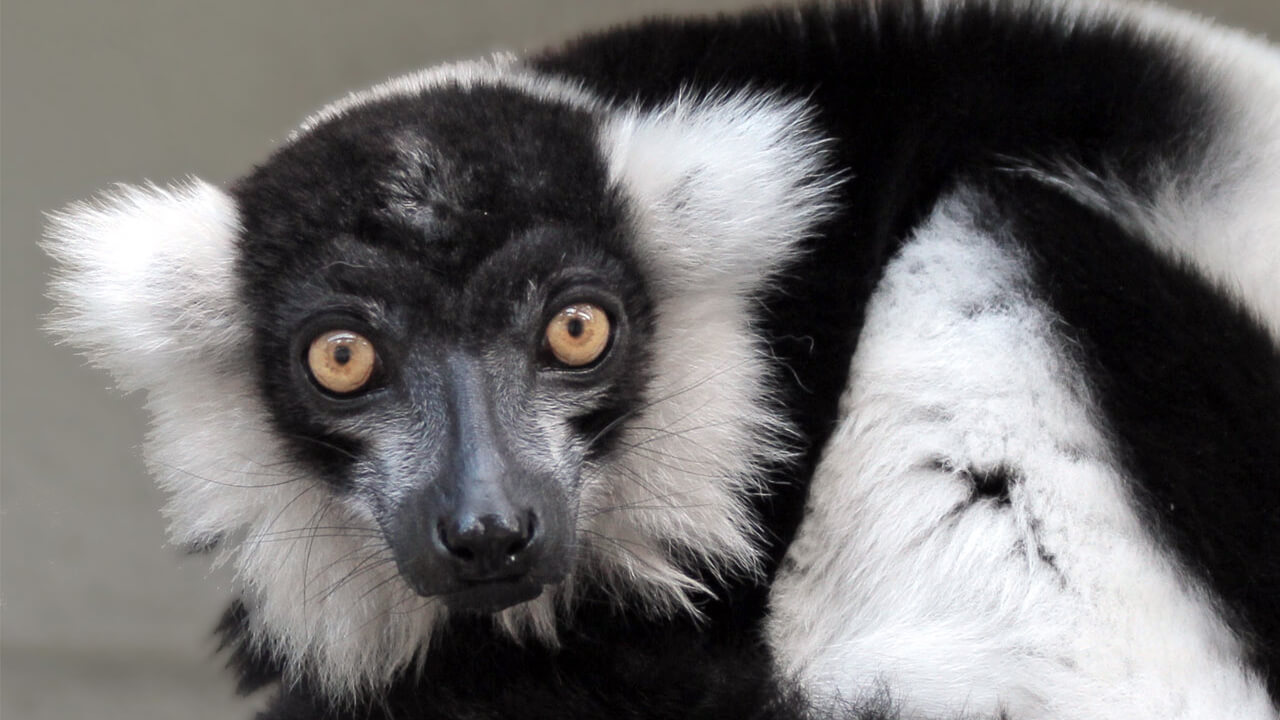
(603, 90, 842, 296)
(44, 179, 246, 391)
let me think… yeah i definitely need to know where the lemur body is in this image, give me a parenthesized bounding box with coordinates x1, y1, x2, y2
(46, 2, 1280, 718)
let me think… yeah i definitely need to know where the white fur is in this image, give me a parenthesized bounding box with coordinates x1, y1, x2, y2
(765, 191, 1274, 719)
(45, 180, 245, 392)
(292, 54, 600, 138)
(602, 89, 840, 296)
(44, 85, 839, 695)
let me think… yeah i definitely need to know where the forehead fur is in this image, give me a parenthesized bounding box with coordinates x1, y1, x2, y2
(291, 54, 600, 139)
(234, 83, 618, 284)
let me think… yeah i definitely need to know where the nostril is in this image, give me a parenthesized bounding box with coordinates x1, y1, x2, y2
(437, 519, 473, 561)
(504, 512, 537, 556)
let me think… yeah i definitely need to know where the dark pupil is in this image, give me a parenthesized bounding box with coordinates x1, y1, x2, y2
(333, 344, 352, 365)
(566, 317, 584, 338)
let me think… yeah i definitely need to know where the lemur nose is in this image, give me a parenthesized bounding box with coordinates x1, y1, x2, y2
(436, 512, 537, 580)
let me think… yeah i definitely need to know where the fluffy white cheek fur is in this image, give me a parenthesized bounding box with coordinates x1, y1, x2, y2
(764, 192, 1274, 719)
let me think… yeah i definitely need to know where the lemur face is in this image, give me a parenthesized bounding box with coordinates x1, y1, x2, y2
(45, 58, 838, 689)
(232, 86, 655, 613)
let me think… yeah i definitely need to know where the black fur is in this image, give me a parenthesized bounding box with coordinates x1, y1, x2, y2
(217, 601, 286, 697)
(968, 465, 1017, 507)
(231, 86, 654, 493)
(222, 589, 921, 720)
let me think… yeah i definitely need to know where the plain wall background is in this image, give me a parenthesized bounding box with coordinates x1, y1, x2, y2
(2, 1, 1277, 718)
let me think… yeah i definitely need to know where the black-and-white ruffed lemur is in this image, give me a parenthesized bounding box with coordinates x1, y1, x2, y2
(44, 1, 1280, 718)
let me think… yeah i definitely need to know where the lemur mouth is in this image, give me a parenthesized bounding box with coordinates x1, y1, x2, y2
(442, 579, 545, 614)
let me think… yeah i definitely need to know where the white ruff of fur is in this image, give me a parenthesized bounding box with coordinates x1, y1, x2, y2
(765, 191, 1274, 719)
(44, 80, 841, 694)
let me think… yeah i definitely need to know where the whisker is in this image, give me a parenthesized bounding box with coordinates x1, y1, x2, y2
(303, 495, 340, 613)
(583, 358, 755, 451)
(238, 532, 383, 548)
(582, 463, 717, 512)
(582, 458, 670, 501)
(255, 483, 325, 566)
(314, 551, 398, 605)
(151, 459, 307, 489)
(623, 416, 742, 452)
(353, 563, 411, 603)
(609, 442, 727, 479)
(242, 525, 382, 540)
(217, 421, 363, 463)
(586, 497, 721, 517)
(576, 529, 678, 577)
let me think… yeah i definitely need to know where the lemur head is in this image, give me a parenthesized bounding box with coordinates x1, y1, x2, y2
(45, 57, 837, 693)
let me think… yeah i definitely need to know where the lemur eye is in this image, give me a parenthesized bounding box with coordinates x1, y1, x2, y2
(545, 303, 610, 367)
(307, 330, 378, 395)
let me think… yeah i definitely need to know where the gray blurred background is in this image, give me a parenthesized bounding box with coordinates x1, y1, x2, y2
(2, 1, 1277, 718)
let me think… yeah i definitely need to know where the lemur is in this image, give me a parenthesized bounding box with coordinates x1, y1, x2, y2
(45, 1, 1280, 717)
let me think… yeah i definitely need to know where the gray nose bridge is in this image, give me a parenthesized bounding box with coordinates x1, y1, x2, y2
(441, 351, 515, 510)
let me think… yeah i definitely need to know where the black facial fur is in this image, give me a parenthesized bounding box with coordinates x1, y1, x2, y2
(229, 86, 655, 604)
